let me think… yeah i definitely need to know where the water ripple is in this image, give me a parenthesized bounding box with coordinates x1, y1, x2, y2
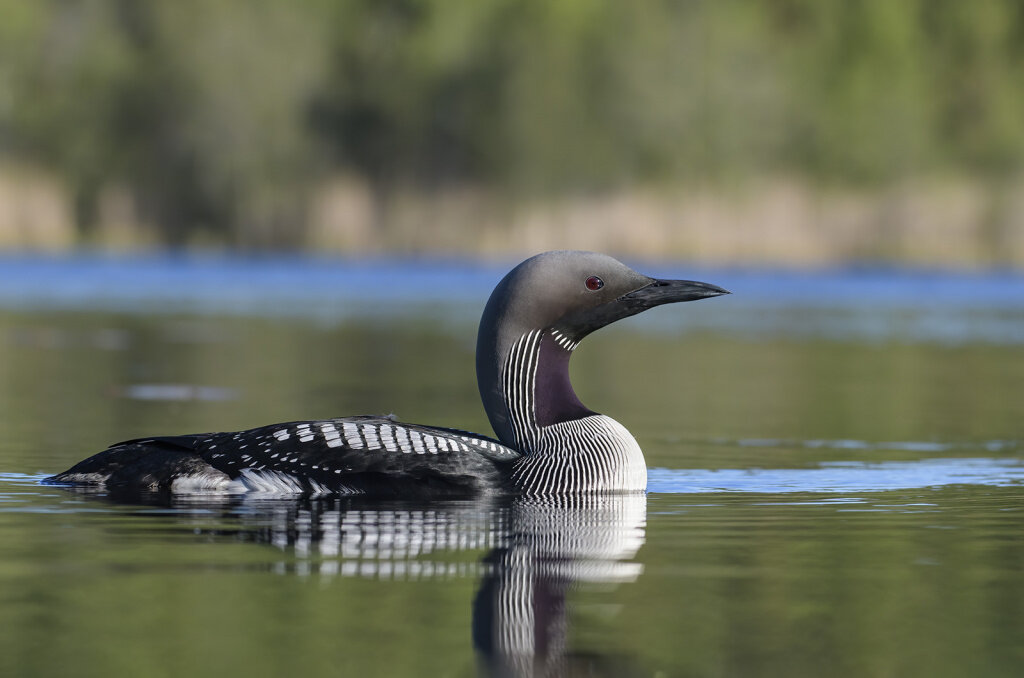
(648, 457, 1024, 494)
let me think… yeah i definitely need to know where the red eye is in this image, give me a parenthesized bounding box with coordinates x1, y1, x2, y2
(585, 276, 604, 291)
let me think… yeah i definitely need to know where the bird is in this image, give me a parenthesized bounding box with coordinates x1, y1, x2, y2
(49, 250, 728, 498)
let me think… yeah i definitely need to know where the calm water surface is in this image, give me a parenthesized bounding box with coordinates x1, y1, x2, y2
(1, 254, 1022, 677)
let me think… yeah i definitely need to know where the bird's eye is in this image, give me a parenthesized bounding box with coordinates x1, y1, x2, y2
(585, 276, 604, 291)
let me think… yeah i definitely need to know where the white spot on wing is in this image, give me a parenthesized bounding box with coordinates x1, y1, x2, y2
(361, 425, 381, 449)
(380, 426, 398, 452)
(343, 422, 360, 446)
(410, 431, 425, 454)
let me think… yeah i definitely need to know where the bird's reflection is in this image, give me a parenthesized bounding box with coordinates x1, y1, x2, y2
(471, 494, 646, 677)
(77, 486, 647, 676)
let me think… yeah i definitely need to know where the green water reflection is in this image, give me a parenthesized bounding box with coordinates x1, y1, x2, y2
(1, 309, 1023, 677)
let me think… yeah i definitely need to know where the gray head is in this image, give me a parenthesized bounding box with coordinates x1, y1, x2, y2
(476, 251, 728, 446)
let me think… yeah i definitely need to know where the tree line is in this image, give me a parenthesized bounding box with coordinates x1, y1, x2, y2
(1, 0, 1022, 246)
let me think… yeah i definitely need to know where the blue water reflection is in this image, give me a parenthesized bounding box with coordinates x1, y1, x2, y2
(649, 457, 1024, 494)
(2, 253, 1024, 344)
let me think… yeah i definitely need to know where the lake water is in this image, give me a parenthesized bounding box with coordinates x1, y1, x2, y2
(1, 253, 1022, 677)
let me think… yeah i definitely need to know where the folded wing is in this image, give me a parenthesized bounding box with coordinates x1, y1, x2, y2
(49, 415, 520, 499)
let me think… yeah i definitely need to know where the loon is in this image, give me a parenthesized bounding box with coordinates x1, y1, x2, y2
(49, 250, 728, 498)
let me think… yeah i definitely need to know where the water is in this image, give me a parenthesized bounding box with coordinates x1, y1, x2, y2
(1, 254, 1022, 677)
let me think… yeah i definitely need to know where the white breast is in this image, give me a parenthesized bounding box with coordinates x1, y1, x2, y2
(510, 415, 648, 493)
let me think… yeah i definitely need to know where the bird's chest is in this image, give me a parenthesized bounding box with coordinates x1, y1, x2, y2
(510, 415, 647, 493)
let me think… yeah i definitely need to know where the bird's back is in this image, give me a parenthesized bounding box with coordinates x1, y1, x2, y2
(50, 415, 521, 499)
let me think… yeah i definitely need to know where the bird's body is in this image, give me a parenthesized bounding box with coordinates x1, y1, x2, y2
(53, 416, 519, 498)
(49, 251, 727, 498)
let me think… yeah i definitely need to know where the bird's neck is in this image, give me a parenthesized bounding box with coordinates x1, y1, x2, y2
(492, 330, 595, 453)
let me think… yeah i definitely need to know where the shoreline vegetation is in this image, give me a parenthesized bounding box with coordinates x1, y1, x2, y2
(2, 167, 1022, 268)
(3, 2, 1024, 267)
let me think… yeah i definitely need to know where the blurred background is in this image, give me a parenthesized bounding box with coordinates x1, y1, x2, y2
(2, 0, 1023, 266)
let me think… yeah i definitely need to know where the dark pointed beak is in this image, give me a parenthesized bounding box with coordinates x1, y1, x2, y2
(621, 278, 731, 309)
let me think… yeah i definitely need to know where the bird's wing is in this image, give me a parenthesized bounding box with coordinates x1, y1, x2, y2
(50, 415, 520, 498)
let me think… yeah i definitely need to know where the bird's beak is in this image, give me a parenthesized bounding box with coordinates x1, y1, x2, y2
(620, 278, 731, 309)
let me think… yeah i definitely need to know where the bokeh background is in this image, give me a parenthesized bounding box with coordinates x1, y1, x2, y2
(2, 0, 1023, 266)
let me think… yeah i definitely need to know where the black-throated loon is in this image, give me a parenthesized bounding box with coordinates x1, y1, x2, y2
(49, 250, 728, 497)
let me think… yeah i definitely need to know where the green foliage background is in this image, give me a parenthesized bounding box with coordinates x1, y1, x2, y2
(1, 0, 1023, 246)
